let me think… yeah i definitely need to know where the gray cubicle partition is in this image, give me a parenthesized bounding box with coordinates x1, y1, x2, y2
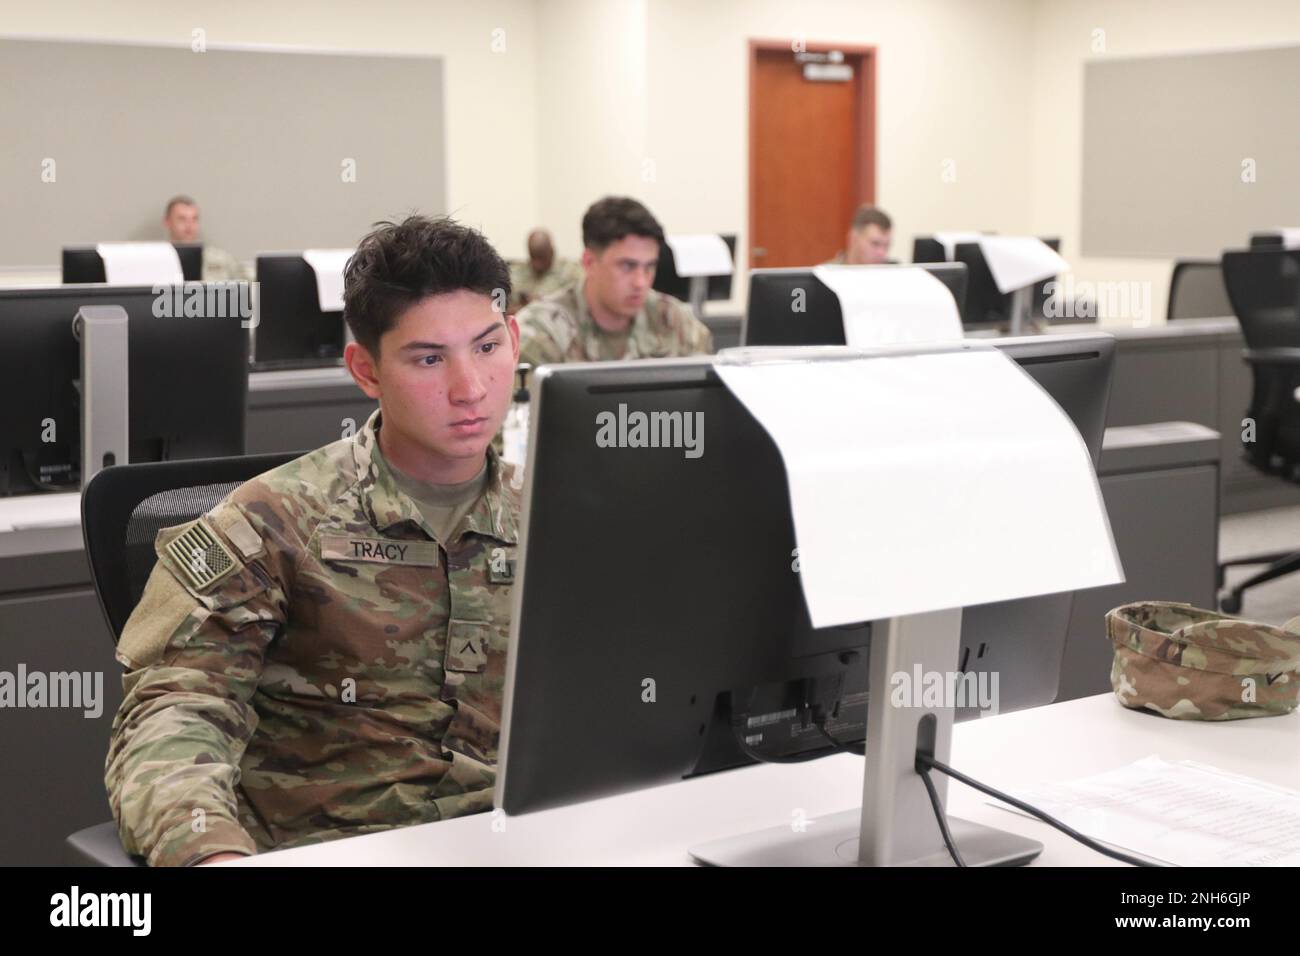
(0, 542, 121, 866)
(1057, 422, 1220, 703)
(246, 367, 378, 456)
(1050, 316, 1300, 515)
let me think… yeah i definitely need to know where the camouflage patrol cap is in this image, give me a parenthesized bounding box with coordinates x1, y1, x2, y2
(1107, 601, 1300, 720)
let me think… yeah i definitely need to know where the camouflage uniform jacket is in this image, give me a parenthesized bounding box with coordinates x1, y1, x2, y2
(200, 245, 251, 282)
(105, 409, 521, 866)
(516, 277, 713, 368)
(507, 258, 580, 312)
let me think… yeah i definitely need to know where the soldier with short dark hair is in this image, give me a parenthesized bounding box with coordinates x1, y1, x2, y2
(106, 215, 522, 866)
(516, 196, 712, 367)
(827, 204, 893, 265)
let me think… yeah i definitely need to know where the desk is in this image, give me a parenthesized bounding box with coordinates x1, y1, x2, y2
(230, 693, 1299, 866)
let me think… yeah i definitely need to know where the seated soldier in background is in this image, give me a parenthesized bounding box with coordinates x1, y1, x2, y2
(827, 204, 893, 265)
(162, 195, 249, 281)
(105, 215, 522, 865)
(508, 228, 578, 311)
(516, 196, 712, 367)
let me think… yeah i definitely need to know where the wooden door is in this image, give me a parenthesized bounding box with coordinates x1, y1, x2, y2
(749, 41, 876, 268)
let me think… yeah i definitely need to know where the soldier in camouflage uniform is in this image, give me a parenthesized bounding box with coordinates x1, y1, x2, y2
(161, 194, 251, 281)
(824, 204, 893, 266)
(516, 196, 713, 368)
(507, 229, 579, 312)
(106, 215, 522, 866)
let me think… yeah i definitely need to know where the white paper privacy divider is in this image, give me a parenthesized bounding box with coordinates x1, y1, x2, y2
(1274, 227, 1300, 250)
(712, 345, 1122, 628)
(812, 265, 963, 347)
(977, 236, 1069, 294)
(302, 248, 354, 311)
(933, 231, 982, 261)
(95, 242, 183, 285)
(664, 234, 733, 277)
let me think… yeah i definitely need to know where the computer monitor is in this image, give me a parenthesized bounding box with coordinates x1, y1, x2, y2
(954, 237, 1061, 328)
(497, 332, 1114, 826)
(0, 284, 248, 496)
(253, 254, 347, 369)
(911, 237, 947, 263)
(742, 263, 969, 347)
(653, 235, 737, 304)
(61, 243, 203, 284)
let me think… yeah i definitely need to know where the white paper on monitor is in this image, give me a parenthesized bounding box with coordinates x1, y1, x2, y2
(664, 234, 733, 277)
(95, 242, 184, 285)
(302, 248, 354, 312)
(712, 346, 1122, 628)
(1273, 227, 1300, 251)
(933, 231, 983, 261)
(993, 756, 1300, 866)
(977, 236, 1068, 294)
(812, 265, 963, 347)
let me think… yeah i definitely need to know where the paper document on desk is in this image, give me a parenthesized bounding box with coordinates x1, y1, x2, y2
(302, 249, 354, 312)
(933, 231, 983, 261)
(712, 347, 1121, 628)
(995, 756, 1300, 866)
(664, 234, 733, 277)
(813, 265, 963, 347)
(95, 242, 184, 285)
(1273, 227, 1300, 251)
(977, 236, 1068, 294)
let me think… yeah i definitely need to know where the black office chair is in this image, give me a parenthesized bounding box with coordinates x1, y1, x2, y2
(1217, 248, 1300, 613)
(1168, 259, 1233, 320)
(66, 451, 300, 866)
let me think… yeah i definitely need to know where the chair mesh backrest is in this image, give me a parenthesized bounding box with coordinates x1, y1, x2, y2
(123, 481, 242, 608)
(1169, 262, 1232, 320)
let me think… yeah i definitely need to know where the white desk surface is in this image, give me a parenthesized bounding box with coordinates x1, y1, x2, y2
(230, 692, 1300, 867)
(0, 491, 82, 557)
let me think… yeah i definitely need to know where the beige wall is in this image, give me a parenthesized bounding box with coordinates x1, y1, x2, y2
(535, 0, 1039, 312)
(1028, 0, 1300, 324)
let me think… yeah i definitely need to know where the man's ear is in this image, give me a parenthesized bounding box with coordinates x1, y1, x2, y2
(580, 247, 596, 274)
(344, 341, 382, 400)
(506, 315, 521, 363)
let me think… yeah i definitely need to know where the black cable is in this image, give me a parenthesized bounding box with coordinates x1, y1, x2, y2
(917, 753, 1159, 867)
(733, 729, 841, 764)
(917, 762, 967, 867)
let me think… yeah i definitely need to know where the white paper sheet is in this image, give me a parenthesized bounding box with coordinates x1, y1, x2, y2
(996, 756, 1300, 867)
(712, 347, 1122, 627)
(664, 234, 733, 277)
(933, 231, 983, 261)
(302, 248, 354, 312)
(812, 265, 963, 347)
(977, 236, 1069, 294)
(94, 242, 183, 285)
(1273, 227, 1300, 251)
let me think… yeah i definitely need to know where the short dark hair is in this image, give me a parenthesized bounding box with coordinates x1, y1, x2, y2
(343, 215, 510, 356)
(851, 205, 892, 232)
(581, 196, 664, 252)
(164, 195, 197, 217)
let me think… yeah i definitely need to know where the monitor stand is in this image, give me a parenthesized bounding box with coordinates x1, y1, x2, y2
(1007, 286, 1033, 336)
(689, 608, 1043, 867)
(688, 275, 708, 321)
(75, 304, 130, 487)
